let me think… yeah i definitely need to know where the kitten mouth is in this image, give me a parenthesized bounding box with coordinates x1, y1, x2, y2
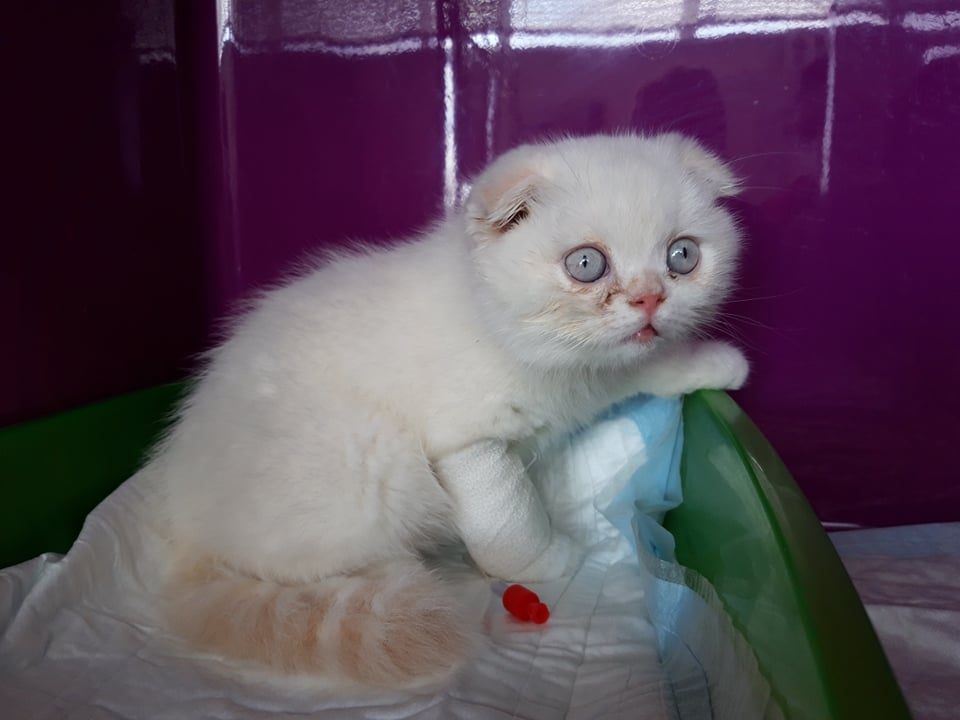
(631, 326, 659, 343)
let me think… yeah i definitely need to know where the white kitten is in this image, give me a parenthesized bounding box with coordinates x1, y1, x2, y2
(150, 133, 748, 690)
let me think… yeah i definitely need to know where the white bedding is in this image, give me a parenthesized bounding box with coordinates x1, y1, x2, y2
(0, 399, 688, 720)
(832, 522, 960, 720)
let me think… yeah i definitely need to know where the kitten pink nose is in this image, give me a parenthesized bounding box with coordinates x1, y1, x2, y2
(629, 292, 665, 315)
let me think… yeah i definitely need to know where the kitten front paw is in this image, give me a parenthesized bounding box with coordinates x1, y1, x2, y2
(507, 533, 581, 582)
(693, 341, 749, 391)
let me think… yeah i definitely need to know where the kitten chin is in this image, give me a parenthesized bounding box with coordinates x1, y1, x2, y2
(149, 133, 745, 689)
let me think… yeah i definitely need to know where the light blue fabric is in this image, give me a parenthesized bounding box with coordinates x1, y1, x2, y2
(598, 394, 684, 562)
(582, 394, 779, 720)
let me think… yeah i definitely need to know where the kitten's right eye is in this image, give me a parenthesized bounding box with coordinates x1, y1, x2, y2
(666, 237, 700, 275)
(564, 246, 608, 283)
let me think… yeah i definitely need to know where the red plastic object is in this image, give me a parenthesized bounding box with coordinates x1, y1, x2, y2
(502, 584, 550, 624)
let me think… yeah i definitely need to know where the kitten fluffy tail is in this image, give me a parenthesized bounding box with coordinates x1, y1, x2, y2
(166, 555, 473, 689)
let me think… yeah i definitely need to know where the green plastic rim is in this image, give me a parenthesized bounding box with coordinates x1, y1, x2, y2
(668, 391, 910, 719)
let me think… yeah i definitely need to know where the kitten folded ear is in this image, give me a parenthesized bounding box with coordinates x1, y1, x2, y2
(465, 145, 544, 242)
(661, 133, 740, 198)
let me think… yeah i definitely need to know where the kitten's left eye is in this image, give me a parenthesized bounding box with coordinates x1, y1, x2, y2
(667, 238, 700, 275)
(564, 246, 607, 283)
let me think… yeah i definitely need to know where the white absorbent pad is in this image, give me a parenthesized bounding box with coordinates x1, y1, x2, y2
(0, 395, 771, 719)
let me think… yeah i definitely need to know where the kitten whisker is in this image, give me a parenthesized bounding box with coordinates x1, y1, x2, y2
(728, 150, 803, 165)
(724, 289, 802, 304)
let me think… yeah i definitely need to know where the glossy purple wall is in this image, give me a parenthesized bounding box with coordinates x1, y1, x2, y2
(4, 1, 209, 425)
(7, 1, 960, 528)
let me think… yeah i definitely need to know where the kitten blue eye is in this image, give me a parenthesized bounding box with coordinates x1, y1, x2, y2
(667, 238, 700, 275)
(564, 246, 607, 283)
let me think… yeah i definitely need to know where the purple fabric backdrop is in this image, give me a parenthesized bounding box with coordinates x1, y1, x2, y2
(5, 0, 960, 527)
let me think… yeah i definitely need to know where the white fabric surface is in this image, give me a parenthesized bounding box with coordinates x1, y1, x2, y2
(0, 404, 680, 720)
(832, 523, 960, 720)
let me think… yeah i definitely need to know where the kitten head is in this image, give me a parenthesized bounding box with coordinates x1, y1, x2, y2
(464, 133, 742, 370)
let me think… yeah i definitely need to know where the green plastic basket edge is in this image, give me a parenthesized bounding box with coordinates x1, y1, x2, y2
(669, 390, 911, 720)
